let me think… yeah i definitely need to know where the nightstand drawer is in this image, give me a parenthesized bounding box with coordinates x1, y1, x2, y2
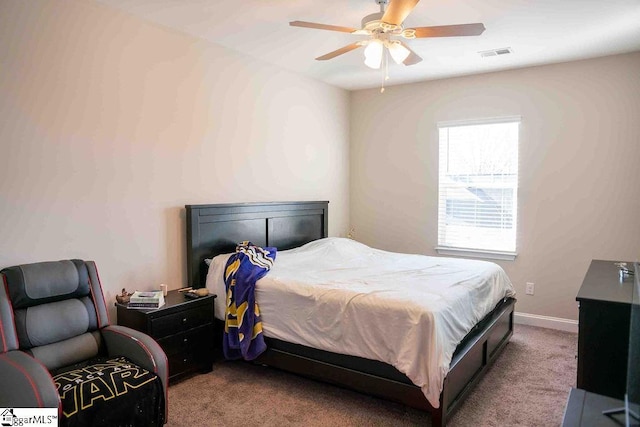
(150, 304, 212, 338)
(167, 350, 210, 377)
(157, 324, 213, 356)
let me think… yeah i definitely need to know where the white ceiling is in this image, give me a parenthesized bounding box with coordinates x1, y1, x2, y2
(96, 0, 640, 91)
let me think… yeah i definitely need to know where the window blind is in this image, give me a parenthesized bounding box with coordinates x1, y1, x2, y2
(437, 117, 520, 254)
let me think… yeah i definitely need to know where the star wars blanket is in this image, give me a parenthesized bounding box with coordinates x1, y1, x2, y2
(52, 356, 164, 427)
(223, 241, 276, 360)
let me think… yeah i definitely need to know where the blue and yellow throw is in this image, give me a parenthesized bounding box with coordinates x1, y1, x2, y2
(223, 241, 276, 360)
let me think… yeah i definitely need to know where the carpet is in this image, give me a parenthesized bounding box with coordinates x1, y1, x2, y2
(167, 325, 577, 426)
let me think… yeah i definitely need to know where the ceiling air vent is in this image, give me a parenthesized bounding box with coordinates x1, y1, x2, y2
(479, 47, 512, 58)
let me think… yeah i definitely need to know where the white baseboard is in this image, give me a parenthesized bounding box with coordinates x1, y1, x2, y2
(514, 312, 578, 334)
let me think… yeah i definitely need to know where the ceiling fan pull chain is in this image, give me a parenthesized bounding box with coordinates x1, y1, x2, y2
(385, 50, 390, 81)
(380, 51, 388, 93)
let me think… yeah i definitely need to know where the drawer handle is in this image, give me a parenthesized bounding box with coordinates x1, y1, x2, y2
(183, 338, 188, 343)
(182, 318, 187, 323)
(183, 358, 188, 363)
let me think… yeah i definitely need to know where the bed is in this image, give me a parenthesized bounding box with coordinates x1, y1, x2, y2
(185, 201, 516, 427)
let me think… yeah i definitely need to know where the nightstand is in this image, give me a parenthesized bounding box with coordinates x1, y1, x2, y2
(116, 290, 216, 382)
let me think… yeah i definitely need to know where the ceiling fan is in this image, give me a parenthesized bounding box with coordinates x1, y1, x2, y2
(290, 0, 485, 70)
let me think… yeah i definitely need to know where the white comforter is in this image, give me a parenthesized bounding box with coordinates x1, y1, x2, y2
(206, 237, 516, 408)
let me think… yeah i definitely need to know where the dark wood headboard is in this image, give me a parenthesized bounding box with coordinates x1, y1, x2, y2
(185, 201, 329, 288)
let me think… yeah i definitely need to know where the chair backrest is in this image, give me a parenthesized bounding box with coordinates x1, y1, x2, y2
(0, 260, 111, 371)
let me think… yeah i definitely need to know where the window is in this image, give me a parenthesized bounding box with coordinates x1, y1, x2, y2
(436, 117, 520, 260)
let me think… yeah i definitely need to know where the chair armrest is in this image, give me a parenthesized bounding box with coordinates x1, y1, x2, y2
(101, 325, 169, 418)
(0, 351, 61, 409)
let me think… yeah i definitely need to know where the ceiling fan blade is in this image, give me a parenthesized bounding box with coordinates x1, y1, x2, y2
(316, 43, 363, 61)
(381, 0, 420, 26)
(290, 21, 358, 33)
(399, 42, 423, 65)
(412, 23, 486, 38)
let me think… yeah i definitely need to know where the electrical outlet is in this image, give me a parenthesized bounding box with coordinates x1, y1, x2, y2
(525, 282, 535, 295)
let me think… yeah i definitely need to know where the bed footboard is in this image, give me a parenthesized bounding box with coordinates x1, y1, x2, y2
(441, 297, 515, 423)
(255, 297, 515, 427)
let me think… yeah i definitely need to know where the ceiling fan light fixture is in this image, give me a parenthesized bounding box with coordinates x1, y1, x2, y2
(364, 39, 384, 69)
(387, 40, 411, 64)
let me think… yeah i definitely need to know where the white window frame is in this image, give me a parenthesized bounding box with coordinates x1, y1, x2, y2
(435, 116, 521, 261)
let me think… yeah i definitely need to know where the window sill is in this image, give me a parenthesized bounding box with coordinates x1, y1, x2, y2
(434, 246, 517, 261)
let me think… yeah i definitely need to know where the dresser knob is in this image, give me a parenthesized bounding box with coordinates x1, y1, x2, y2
(183, 338, 188, 343)
(182, 318, 187, 323)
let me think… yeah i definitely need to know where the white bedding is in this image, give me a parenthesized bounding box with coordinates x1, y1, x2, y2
(206, 237, 516, 408)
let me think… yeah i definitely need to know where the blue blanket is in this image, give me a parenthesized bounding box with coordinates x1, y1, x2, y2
(223, 241, 276, 360)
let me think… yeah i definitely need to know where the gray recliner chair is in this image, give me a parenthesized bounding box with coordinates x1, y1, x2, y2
(0, 260, 168, 426)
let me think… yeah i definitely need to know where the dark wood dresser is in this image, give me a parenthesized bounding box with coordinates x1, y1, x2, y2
(576, 260, 633, 399)
(117, 290, 216, 382)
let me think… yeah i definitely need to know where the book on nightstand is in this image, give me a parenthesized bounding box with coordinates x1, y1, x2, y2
(127, 290, 165, 309)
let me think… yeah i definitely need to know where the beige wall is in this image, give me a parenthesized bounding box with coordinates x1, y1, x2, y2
(0, 0, 350, 308)
(350, 52, 640, 320)
(2, 1, 638, 323)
